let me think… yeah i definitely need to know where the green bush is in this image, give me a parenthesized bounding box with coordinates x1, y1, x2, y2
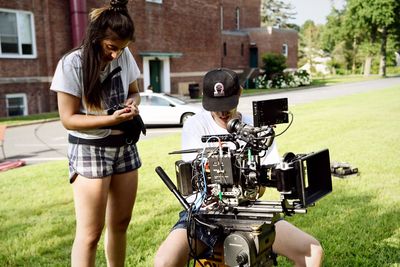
(334, 68, 348, 75)
(258, 52, 312, 89)
(261, 52, 287, 80)
(386, 66, 400, 75)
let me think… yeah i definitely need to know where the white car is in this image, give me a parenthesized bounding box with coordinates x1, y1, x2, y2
(139, 91, 202, 126)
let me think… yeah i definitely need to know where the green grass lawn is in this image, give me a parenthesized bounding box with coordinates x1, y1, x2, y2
(310, 74, 382, 86)
(0, 112, 59, 126)
(0, 86, 399, 266)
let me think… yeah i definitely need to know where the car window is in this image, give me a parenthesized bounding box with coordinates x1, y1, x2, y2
(141, 96, 150, 105)
(151, 96, 170, 106)
(141, 95, 171, 106)
(164, 94, 186, 105)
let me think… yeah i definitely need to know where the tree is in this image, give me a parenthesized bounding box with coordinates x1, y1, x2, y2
(260, 0, 296, 28)
(346, 0, 400, 76)
(321, 6, 366, 74)
(299, 20, 323, 73)
(320, 8, 344, 53)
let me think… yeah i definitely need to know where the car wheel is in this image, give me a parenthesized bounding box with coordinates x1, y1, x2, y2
(180, 112, 194, 125)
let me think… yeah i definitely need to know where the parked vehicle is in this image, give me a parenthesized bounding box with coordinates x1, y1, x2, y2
(139, 91, 201, 126)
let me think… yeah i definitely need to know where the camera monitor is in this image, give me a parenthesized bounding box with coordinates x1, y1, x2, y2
(253, 98, 288, 127)
(295, 149, 333, 207)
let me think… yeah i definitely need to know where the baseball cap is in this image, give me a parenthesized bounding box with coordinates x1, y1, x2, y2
(202, 68, 241, 111)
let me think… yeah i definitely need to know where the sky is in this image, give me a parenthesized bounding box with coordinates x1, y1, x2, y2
(286, 0, 346, 26)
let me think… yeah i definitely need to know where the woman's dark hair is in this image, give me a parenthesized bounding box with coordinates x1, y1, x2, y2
(81, 0, 135, 111)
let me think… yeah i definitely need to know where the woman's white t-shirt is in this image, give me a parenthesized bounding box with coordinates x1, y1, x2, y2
(50, 47, 140, 139)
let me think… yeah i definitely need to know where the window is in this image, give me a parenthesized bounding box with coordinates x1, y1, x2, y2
(6, 93, 28, 116)
(141, 95, 170, 107)
(0, 9, 36, 58)
(146, 0, 162, 3)
(235, 7, 240, 30)
(151, 96, 169, 106)
(282, 43, 288, 57)
(223, 42, 227, 57)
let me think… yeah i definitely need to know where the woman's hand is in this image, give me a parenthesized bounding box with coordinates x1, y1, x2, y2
(124, 97, 136, 106)
(111, 104, 139, 123)
(57, 91, 141, 130)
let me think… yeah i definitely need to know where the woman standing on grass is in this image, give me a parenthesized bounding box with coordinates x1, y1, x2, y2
(50, 0, 141, 266)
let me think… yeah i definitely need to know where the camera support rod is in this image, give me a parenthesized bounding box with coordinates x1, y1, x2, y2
(155, 166, 191, 211)
(156, 166, 222, 232)
(235, 200, 307, 214)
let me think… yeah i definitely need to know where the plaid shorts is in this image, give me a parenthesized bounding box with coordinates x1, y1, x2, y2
(67, 140, 141, 183)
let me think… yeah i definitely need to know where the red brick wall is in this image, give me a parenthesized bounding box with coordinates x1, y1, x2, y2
(248, 28, 298, 69)
(0, 0, 72, 78)
(221, 33, 249, 69)
(0, 0, 71, 116)
(0, 0, 297, 116)
(222, 0, 261, 30)
(0, 83, 56, 115)
(131, 0, 222, 73)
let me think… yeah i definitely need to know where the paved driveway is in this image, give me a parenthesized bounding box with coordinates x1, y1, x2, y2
(238, 76, 400, 115)
(3, 76, 400, 165)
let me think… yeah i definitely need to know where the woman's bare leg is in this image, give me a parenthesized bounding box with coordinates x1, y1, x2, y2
(104, 170, 138, 267)
(71, 176, 111, 267)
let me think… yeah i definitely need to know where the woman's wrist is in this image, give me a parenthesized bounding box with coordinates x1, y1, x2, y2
(126, 93, 140, 106)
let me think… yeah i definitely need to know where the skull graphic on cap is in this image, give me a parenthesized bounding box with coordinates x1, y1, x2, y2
(213, 82, 225, 97)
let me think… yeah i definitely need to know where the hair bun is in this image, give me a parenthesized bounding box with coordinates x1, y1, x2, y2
(109, 0, 129, 11)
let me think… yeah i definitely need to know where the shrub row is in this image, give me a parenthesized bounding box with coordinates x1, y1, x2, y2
(255, 69, 312, 89)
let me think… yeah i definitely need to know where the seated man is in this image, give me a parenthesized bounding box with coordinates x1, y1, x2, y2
(154, 68, 324, 267)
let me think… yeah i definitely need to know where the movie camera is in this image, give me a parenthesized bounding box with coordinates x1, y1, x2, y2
(156, 98, 332, 267)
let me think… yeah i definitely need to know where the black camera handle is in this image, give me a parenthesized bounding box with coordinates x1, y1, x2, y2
(156, 166, 191, 211)
(155, 166, 221, 232)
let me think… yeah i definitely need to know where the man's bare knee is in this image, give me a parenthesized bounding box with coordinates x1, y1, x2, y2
(310, 242, 324, 263)
(154, 253, 171, 267)
(154, 246, 186, 267)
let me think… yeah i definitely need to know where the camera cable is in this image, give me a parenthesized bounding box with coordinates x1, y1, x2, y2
(275, 111, 293, 137)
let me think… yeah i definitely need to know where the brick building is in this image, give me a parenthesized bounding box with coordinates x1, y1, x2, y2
(0, 0, 298, 117)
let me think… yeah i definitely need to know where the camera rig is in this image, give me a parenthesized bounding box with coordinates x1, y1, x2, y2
(156, 98, 332, 267)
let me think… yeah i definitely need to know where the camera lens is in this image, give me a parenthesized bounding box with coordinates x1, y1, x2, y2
(227, 118, 242, 133)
